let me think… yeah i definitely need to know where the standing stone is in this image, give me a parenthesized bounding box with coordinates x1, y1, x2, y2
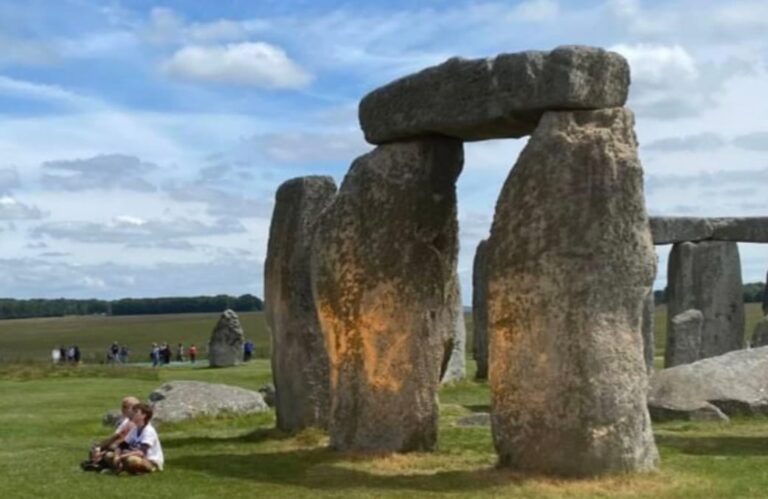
(472, 239, 489, 380)
(752, 316, 768, 348)
(666, 241, 744, 360)
(208, 309, 245, 367)
(312, 136, 463, 452)
(641, 290, 655, 372)
(487, 108, 658, 476)
(665, 309, 704, 367)
(265, 176, 337, 432)
(441, 275, 466, 383)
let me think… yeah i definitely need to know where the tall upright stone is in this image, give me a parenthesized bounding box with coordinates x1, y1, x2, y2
(487, 108, 658, 476)
(312, 136, 463, 452)
(441, 274, 466, 383)
(265, 176, 337, 432)
(664, 309, 704, 368)
(666, 241, 744, 360)
(208, 309, 245, 367)
(472, 239, 489, 380)
(641, 290, 655, 372)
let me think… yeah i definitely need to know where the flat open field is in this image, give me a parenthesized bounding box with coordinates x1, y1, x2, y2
(3, 361, 768, 498)
(0, 303, 763, 364)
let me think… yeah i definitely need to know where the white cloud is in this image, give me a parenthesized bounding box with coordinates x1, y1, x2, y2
(0, 196, 45, 220)
(0, 168, 20, 193)
(162, 42, 312, 89)
(144, 7, 253, 45)
(41, 154, 158, 192)
(250, 131, 369, 163)
(511, 0, 560, 21)
(0, 75, 98, 108)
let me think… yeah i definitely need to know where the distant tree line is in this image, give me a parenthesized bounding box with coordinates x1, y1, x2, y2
(0, 294, 263, 320)
(654, 282, 765, 304)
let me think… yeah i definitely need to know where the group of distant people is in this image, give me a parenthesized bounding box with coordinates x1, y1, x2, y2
(150, 342, 197, 367)
(81, 396, 164, 475)
(107, 341, 130, 363)
(51, 345, 81, 364)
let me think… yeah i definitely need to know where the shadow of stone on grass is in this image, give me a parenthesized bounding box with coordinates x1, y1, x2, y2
(657, 434, 768, 456)
(163, 428, 292, 449)
(172, 448, 507, 493)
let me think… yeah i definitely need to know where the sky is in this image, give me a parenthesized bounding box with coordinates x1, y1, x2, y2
(0, 0, 766, 301)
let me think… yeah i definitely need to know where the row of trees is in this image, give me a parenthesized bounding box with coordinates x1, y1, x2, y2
(0, 294, 263, 320)
(653, 282, 765, 304)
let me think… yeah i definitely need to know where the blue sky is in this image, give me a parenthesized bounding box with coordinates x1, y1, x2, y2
(0, 0, 766, 300)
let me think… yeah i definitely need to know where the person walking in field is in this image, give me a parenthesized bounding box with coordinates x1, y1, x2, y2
(52, 347, 61, 364)
(150, 343, 160, 368)
(243, 340, 254, 362)
(188, 344, 197, 364)
(176, 343, 184, 362)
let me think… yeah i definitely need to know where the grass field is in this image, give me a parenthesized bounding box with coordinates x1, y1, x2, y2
(0, 303, 763, 364)
(3, 360, 768, 498)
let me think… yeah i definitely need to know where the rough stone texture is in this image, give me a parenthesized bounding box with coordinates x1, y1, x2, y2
(456, 412, 491, 427)
(102, 410, 122, 427)
(649, 217, 714, 245)
(265, 176, 336, 432)
(752, 316, 768, 348)
(648, 347, 768, 421)
(258, 383, 276, 408)
(641, 290, 655, 373)
(359, 46, 629, 144)
(487, 108, 658, 476)
(664, 309, 704, 368)
(148, 380, 268, 424)
(208, 309, 245, 367)
(441, 274, 466, 383)
(666, 241, 744, 360)
(311, 137, 463, 452)
(649, 217, 768, 244)
(472, 239, 489, 380)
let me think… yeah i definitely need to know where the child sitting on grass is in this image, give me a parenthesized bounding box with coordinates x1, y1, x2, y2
(81, 396, 139, 471)
(111, 403, 164, 474)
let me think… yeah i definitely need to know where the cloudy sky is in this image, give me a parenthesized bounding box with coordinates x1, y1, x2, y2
(0, 0, 766, 300)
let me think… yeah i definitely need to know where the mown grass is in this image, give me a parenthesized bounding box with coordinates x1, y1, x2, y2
(2, 360, 768, 498)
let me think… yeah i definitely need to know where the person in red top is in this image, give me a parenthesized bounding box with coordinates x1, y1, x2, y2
(188, 344, 197, 364)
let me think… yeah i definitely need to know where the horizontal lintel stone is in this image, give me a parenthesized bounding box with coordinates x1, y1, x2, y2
(650, 217, 768, 244)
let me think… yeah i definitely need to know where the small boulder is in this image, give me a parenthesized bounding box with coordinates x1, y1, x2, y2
(649, 347, 768, 422)
(149, 380, 268, 424)
(258, 383, 276, 408)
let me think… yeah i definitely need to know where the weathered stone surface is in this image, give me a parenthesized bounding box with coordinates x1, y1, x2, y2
(649, 217, 768, 244)
(148, 380, 268, 424)
(312, 136, 463, 452)
(648, 347, 768, 421)
(102, 410, 123, 427)
(441, 275, 466, 383)
(265, 176, 336, 432)
(752, 316, 768, 348)
(641, 290, 655, 373)
(666, 241, 744, 360)
(456, 412, 491, 427)
(472, 239, 489, 380)
(359, 46, 629, 144)
(664, 309, 704, 368)
(649, 217, 714, 244)
(208, 309, 245, 367)
(258, 383, 276, 408)
(648, 402, 728, 423)
(487, 108, 658, 476)
(710, 217, 768, 242)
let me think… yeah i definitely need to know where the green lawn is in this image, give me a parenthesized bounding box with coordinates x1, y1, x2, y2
(2, 360, 768, 498)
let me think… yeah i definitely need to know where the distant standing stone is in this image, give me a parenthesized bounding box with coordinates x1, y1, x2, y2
(441, 274, 466, 383)
(487, 108, 658, 476)
(763, 270, 768, 315)
(665, 309, 704, 368)
(641, 290, 655, 372)
(265, 176, 336, 431)
(472, 239, 489, 380)
(208, 309, 245, 367)
(312, 136, 463, 452)
(666, 241, 744, 360)
(752, 316, 768, 348)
